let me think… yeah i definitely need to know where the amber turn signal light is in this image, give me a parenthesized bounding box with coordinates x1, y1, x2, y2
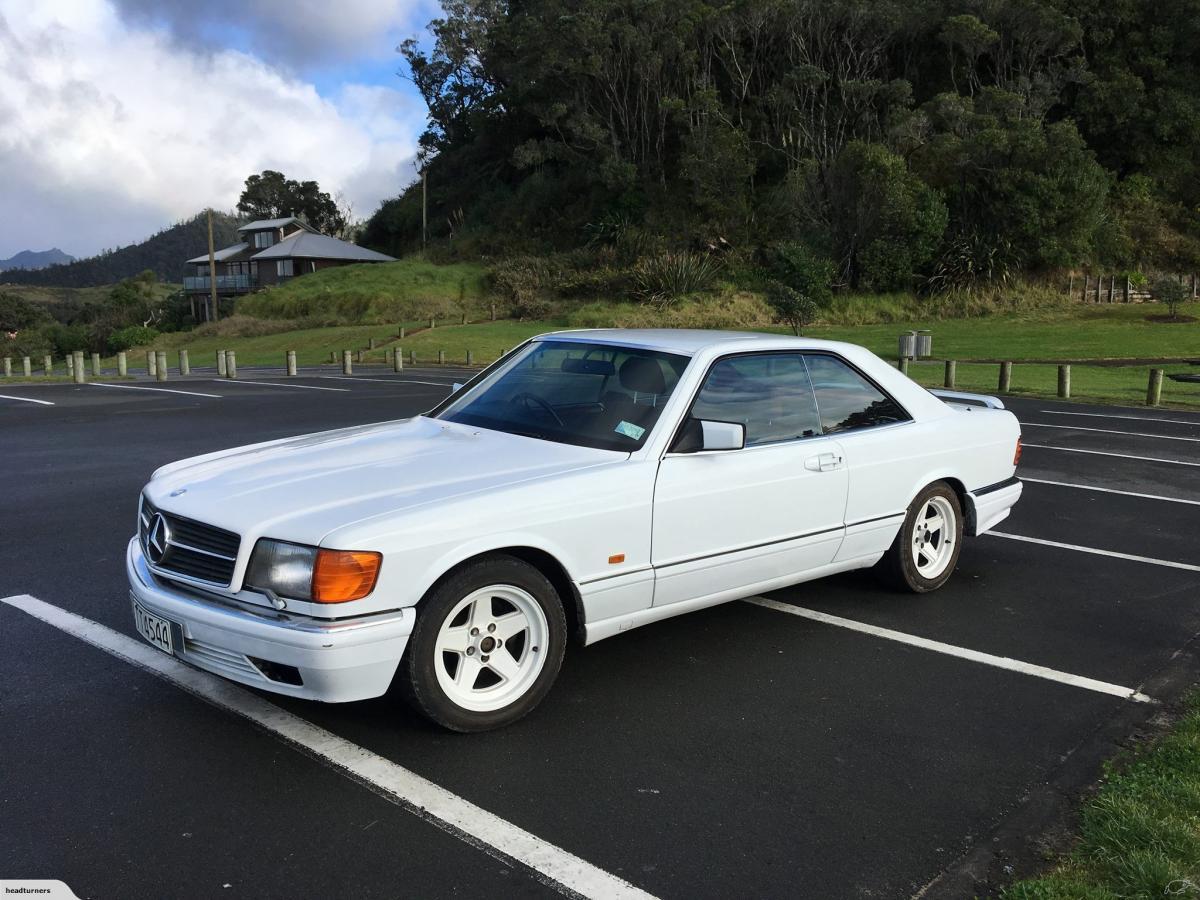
(1014, 436, 1023, 466)
(312, 549, 382, 603)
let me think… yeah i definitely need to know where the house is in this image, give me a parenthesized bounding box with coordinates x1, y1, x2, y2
(183, 217, 394, 319)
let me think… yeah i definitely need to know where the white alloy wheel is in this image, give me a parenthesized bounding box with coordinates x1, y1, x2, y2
(433, 584, 550, 713)
(911, 495, 957, 579)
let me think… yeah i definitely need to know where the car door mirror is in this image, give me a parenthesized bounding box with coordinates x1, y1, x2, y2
(671, 418, 745, 453)
(451, 382, 464, 393)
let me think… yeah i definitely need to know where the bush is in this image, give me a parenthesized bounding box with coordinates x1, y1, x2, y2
(106, 325, 160, 353)
(1152, 276, 1189, 319)
(0, 293, 51, 333)
(630, 252, 722, 307)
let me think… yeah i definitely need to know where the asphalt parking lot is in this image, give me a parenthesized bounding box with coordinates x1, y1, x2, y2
(2, 368, 1198, 899)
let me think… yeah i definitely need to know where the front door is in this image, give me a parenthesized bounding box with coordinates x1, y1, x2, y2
(651, 352, 849, 607)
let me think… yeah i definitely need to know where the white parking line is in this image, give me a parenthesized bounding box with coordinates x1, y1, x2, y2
(317, 375, 454, 388)
(0, 594, 653, 900)
(1040, 410, 1200, 426)
(1023, 422, 1200, 443)
(1023, 443, 1200, 467)
(211, 380, 350, 392)
(0, 393, 55, 406)
(1022, 477, 1200, 507)
(744, 597, 1153, 703)
(88, 383, 223, 399)
(988, 532, 1200, 572)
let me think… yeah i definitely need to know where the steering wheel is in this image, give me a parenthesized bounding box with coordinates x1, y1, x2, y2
(511, 391, 565, 428)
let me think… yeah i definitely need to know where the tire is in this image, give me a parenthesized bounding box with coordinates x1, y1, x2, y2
(398, 554, 567, 732)
(876, 482, 963, 593)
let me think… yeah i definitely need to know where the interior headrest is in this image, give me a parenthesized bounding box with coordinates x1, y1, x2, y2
(619, 356, 666, 394)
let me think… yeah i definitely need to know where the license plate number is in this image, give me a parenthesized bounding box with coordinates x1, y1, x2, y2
(132, 598, 176, 654)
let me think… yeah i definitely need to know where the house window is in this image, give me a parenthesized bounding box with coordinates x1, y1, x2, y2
(254, 231, 275, 249)
(276, 259, 294, 277)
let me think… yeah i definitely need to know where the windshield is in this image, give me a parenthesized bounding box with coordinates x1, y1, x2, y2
(434, 340, 690, 451)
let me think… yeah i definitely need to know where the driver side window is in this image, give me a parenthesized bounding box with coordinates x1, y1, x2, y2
(691, 353, 822, 447)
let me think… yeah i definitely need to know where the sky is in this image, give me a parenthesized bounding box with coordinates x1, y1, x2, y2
(0, 0, 438, 259)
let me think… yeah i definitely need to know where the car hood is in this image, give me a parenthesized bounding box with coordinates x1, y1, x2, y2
(144, 416, 622, 546)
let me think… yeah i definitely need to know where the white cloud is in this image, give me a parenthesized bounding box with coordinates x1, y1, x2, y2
(0, 0, 429, 259)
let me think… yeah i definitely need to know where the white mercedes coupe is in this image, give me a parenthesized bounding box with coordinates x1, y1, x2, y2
(128, 330, 1022, 730)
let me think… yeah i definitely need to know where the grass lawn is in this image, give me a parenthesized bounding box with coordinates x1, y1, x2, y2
(1004, 691, 1200, 899)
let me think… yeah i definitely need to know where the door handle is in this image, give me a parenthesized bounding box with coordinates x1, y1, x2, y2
(804, 452, 844, 472)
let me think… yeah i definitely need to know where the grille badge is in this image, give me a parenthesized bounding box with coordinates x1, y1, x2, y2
(147, 513, 171, 564)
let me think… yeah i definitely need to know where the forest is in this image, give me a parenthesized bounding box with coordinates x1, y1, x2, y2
(362, 0, 1200, 295)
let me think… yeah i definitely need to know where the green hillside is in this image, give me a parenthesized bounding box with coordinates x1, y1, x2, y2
(0, 211, 240, 287)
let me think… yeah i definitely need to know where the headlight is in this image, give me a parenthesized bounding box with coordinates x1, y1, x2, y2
(246, 539, 381, 604)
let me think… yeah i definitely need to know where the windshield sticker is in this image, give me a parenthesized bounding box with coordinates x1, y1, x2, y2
(614, 420, 646, 440)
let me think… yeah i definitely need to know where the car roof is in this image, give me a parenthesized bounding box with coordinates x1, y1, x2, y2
(532, 328, 852, 355)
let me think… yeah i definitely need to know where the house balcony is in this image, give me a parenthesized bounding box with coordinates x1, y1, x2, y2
(183, 274, 255, 294)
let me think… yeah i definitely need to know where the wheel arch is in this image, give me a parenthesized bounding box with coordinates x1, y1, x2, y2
(906, 473, 974, 533)
(424, 546, 587, 645)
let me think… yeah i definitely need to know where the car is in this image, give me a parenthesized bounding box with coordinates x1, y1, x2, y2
(127, 329, 1023, 731)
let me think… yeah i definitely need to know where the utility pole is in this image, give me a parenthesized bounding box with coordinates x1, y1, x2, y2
(421, 165, 428, 254)
(207, 208, 219, 322)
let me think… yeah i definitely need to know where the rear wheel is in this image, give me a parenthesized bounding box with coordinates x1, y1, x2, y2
(876, 482, 963, 593)
(399, 555, 567, 732)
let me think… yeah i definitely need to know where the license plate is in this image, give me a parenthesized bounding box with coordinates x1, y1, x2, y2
(132, 597, 177, 654)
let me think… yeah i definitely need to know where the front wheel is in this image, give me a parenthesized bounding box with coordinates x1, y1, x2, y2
(398, 555, 567, 732)
(876, 482, 963, 593)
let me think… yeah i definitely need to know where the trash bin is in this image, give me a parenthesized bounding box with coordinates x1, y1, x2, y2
(916, 331, 932, 359)
(898, 331, 916, 359)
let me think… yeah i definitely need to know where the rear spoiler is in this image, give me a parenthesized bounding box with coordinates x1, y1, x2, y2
(928, 389, 1006, 410)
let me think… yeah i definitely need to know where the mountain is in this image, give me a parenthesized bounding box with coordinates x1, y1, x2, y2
(0, 248, 74, 271)
(0, 212, 242, 287)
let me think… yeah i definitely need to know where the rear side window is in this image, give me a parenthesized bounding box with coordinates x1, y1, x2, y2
(802, 354, 909, 433)
(691, 353, 822, 447)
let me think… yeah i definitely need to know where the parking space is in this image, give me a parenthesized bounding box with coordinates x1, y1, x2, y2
(3, 386, 1199, 898)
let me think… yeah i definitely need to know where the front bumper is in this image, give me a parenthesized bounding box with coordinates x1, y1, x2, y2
(126, 537, 413, 702)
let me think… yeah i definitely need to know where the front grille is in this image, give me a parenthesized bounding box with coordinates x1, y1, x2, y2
(140, 497, 240, 587)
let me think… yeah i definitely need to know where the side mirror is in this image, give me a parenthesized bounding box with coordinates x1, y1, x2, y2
(451, 382, 464, 393)
(671, 418, 745, 453)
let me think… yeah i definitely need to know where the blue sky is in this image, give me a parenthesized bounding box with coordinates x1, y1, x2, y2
(0, 0, 438, 259)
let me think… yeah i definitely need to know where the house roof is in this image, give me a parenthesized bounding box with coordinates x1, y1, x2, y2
(237, 217, 319, 234)
(186, 242, 249, 264)
(249, 232, 396, 263)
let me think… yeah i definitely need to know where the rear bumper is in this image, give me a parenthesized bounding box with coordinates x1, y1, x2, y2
(126, 537, 412, 702)
(968, 477, 1023, 536)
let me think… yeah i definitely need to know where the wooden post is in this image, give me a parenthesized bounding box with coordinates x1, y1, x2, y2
(225, 350, 237, 379)
(368, 338, 376, 350)
(1108, 275, 1116, 303)
(490, 302, 496, 321)
(393, 349, 403, 372)
(898, 357, 909, 374)
(342, 350, 352, 375)
(23, 357, 32, 377)
(91, 352, 101, 377)
(1094, 276, 1102, 304)
(999, 361, 1012, 392)
(1068, 273, 1074, 297)
(1147, 369, 1164, 407)
(399, 325, 405, 339)
(207, 208, 219, 322)
(179, 350, 190, 376)
(146, 351, 156, 377)
(1192, 273, 1197, 299)
(466, 350, 474, 366)
(1057, 364, 1070, 399)
(156, 351, 168, 382)
(430, 317, 436, 329)
(357, 349, 365, 363)
(2, 357, 9, 377)
(943, 360, 956, 389)
(73, 351, 85, 384)
(1124, 278, 1130, 303)
(118, 352, 127, 376)
(1081, 274, 1089, 302)
(438, 350, 446, 365)
(217, 349, 227, 377)
(43, 355, 53, 376)
(66, 354, 74, 375)
(461, 313, 467, 325)
(409, 350, 416, 366)
(286, 350, 297, 376)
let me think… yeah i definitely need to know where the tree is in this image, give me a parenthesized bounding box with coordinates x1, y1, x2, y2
(765, 243, 834, 334)
(237, 170, 346, 235)
(1152, 276, 1188, 321)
